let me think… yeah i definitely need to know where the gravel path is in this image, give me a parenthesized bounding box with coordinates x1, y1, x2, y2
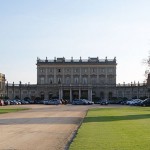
(0, 104, 93, 150)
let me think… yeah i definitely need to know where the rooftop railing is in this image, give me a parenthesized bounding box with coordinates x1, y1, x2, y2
(37, 57, 116, 63)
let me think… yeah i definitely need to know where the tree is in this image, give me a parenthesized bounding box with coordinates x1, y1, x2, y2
(143, 52, 150, 79)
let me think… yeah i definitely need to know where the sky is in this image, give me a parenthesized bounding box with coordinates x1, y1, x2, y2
(0, 0, 150, 84)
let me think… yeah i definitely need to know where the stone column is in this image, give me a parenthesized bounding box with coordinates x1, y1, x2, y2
(88, 88, 92, 101)
(61, 88, 63, 99)
(59, 88, 61, 100)
(70, 88, 72, 102)
(79, 88, 81, 99)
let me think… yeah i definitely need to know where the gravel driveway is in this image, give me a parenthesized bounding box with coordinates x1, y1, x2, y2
(0, 104, 99, 150)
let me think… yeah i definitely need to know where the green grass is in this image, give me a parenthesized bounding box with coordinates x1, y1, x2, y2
(69, 107, 150, 150)
(0, 108, 29, 114)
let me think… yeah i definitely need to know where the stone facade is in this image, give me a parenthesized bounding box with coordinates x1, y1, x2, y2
(36, 57, 117, 102)
(0, 73, 5, 98)
(4, 57, 150, 101)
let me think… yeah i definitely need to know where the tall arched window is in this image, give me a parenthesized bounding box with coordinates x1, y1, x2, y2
(74, 77, 79, 84)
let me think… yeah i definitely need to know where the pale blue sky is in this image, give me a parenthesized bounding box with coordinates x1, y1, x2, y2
(0, 0, 150, 84)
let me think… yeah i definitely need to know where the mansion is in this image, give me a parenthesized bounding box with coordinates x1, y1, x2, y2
(3, 57, 150, 102)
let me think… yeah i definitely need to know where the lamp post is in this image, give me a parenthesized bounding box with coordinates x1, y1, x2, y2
(123, 82, 125, 98)
(131, 82, 133, 99)
(137, 81, 139, 99)
(19, 81, 22, 99)
(6, 81, 8, 99)
(12, 82, 14, 99)
(28, 82, 30, 98)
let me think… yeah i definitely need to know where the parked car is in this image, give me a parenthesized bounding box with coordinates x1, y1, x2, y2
(72, 99, 93, 105)
(3, 99, 10, 105)
(43, 99, 49, 105)
(0, 99, 4, 106)
(130, 99, 143, 106)
(82, 99, 94, 105)
(120, 100, 127, 105)
(47, 99, 62, 105)
(34, 100, 44, 104)
(26, 99, 34, 104)
(10, 100, 18, 105)
(21, 99, 29, 104)
(72, 99, 87, 105)
(141, 98, 150, 106)
(100, 100, 108, 105)
(94, 100, 102, 104)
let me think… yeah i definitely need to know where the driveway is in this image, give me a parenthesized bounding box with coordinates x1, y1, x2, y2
(0, 104, 121, 150)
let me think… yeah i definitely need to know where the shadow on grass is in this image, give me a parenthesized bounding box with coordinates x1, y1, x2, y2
(84, 114, 150, 123)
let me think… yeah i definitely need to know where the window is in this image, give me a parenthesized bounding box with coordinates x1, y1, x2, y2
(91, 77, 96, 84)
(40, 68, 44, 73)
(49, 68, 53, 73)
(99, 75, 105, 84)
(108, 76, 114, 83)
(31, 91, 35, 94)
(108, 68, 114, 73)
(82, 68, 88, 74)
(74, 77, 79, 84)
(83, 77, 87, 84)
(15, 90, 19, 94)
(58, 77, 61, 84)
(99, 68, 105, 73)
(23, 91, 27, 94)
(126, 91, 130, 95)
(49, 77, 53, 84)
(65, 68, 70, 73)
(74, 68, 79, 73)
(118, 91, 123, 97)
(91, 68, 96, 73)
(66, 77, 70, 84)
(40, 77, 45, 84)
(58, 69, 61, 73)
(9, 91, 12, 94)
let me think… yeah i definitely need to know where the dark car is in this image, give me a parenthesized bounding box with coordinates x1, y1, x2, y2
(141, 98, 150, 106)
(26, 99, 34, 104)
(94, 100, 102, 104)
(100, 100, 108, 105)
(72, 99, 87, 105)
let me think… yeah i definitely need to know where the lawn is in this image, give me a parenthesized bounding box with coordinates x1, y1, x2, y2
(69, 107, 150, 150)
(0, 108, 29, 114)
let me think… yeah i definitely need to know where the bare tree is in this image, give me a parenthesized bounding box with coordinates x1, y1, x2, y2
(143, 51, 150, 79)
